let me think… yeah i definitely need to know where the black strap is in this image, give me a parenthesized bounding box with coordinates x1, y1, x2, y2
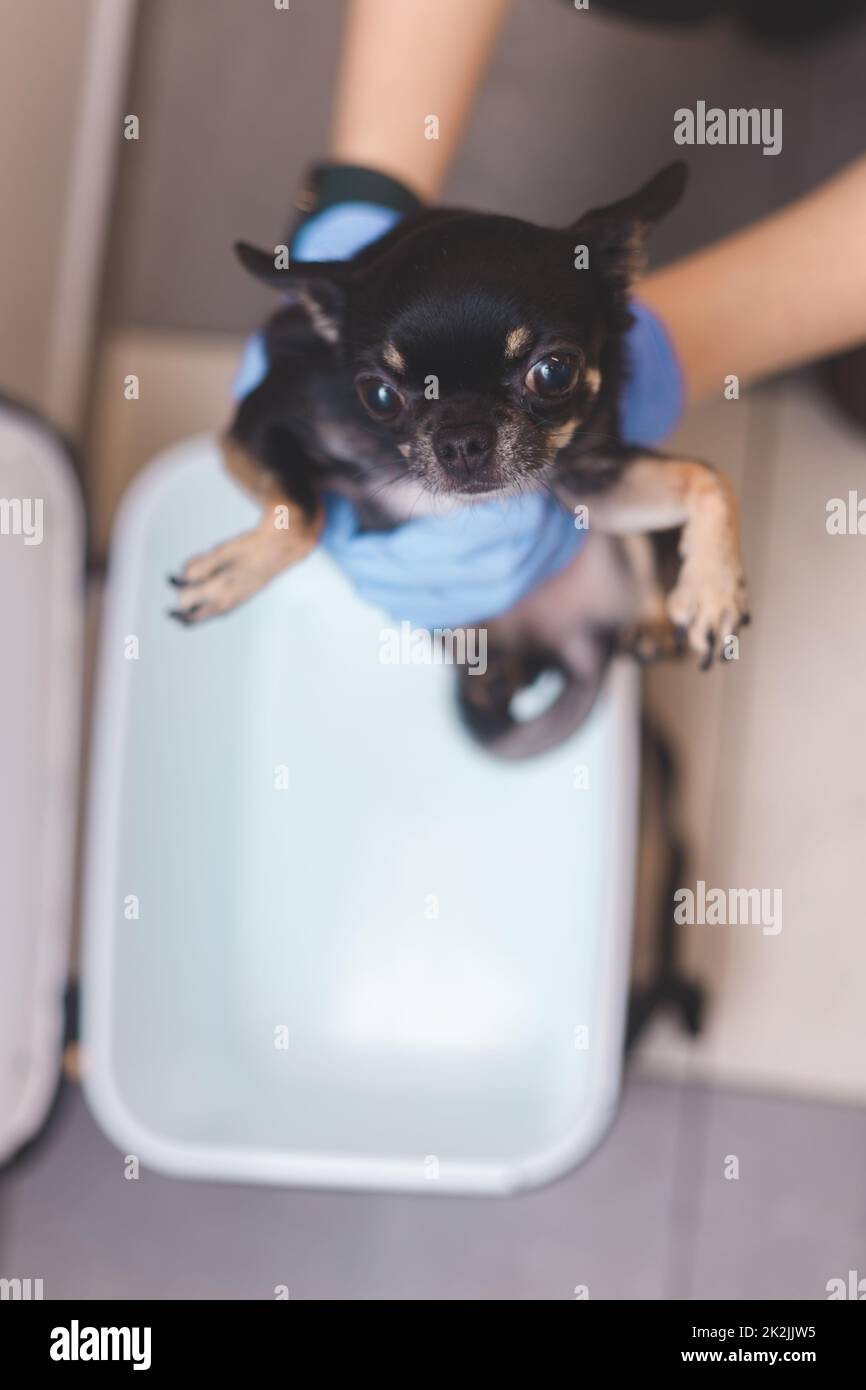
(295, 163, 424, 219)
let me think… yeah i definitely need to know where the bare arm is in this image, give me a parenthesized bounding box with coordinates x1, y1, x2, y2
(330, 0, 512, 201)
(639, 155, 866, 406)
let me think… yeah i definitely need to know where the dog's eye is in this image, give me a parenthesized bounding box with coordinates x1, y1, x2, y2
(526, 353, 581, 399)
(356, 377, 404, 422)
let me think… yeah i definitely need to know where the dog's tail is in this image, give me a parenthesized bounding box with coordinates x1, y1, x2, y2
(458, 630, 614, 761)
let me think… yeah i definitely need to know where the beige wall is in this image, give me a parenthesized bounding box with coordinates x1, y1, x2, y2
(0, 0, 135, 434)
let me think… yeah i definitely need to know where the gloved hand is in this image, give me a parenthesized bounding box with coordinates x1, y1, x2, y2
(232, 169, 684, 628)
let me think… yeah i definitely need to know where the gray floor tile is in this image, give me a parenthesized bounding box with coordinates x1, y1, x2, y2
(4, 1074, 864, 1300)
(0, 1074, 682, 1301)
(687, 1086, 866, 1301)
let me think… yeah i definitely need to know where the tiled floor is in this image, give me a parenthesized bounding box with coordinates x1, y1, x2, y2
(1, 1076, 863, 1300)
(687, 1087, 866, 1301)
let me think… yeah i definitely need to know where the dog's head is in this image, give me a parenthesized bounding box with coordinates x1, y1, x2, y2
(236, 162, 687, 498)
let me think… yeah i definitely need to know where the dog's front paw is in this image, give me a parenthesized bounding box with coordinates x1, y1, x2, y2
(666, 557, 749, 669)
(168, 521, 321, 624)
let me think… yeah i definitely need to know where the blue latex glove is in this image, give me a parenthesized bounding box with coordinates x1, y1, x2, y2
(233, 203, 684, 628)
(321, 490, 584, 630)
(291, 201, 403, 261)
(621, 300, 684, 445)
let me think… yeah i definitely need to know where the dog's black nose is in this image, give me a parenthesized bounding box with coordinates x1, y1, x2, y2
(432, 422, 496, 474)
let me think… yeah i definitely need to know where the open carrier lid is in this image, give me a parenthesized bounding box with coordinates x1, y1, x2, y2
(0, 399, 84, 1165)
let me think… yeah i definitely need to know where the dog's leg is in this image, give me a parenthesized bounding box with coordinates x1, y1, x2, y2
(617, 533, 684, 662)
(454, 535, 629, 758)
(169, 436, 324, 624)
(578, 454, 749, 668)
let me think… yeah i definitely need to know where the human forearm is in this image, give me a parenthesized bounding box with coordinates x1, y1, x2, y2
(330, 0, 511, 201)
(639, 155, 866, 405)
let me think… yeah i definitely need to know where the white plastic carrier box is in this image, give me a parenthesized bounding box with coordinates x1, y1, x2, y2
(4, 425, 640, 1195)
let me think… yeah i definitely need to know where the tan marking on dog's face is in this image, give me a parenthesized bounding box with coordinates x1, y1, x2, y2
(505, 326, 533, 359)
(585, 366, 602, 395)
(382, 342, 407, 374)
(547, 418, 580, 452)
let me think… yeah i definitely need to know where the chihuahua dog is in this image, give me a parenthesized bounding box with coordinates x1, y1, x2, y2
(170, 162, 748, 758)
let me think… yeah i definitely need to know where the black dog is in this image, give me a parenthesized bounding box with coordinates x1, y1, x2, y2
(171, 162, 748, 758)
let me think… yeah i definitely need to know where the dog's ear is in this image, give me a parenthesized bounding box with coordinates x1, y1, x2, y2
(572, 162, 689, 281)
(234, 241, 348, 344)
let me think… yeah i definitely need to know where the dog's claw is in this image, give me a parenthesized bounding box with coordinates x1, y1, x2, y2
(667, 557, 749, 670)
(168, 605, 203, 625)
(167, 574, 189, 588)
